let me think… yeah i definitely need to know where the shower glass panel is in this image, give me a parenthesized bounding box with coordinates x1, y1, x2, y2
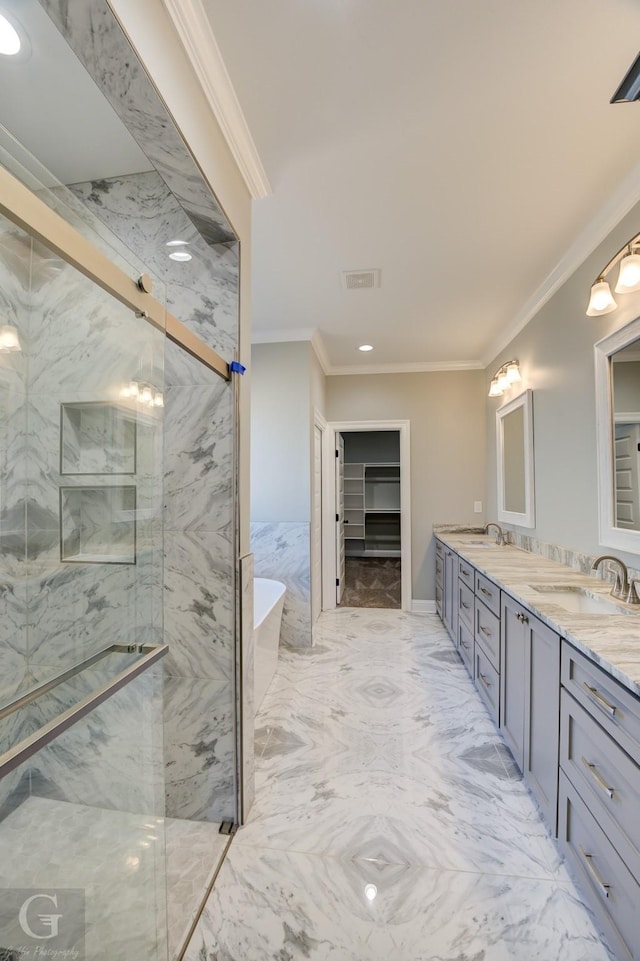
(0, 203, 168, 958)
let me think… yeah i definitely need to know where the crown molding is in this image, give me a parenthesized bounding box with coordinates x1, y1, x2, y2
(328, 360, 484, 375)
(482, 160, 640, 367)
(160, 0, 272, 200)
(251, 327, 483, 374)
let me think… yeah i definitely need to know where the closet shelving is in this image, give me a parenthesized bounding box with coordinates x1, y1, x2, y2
(344, 462, 401, 557)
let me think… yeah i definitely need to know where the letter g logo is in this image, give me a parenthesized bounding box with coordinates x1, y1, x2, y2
(18, 893, 63, 940)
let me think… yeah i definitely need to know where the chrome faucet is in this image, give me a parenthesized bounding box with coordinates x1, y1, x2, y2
(591, 555, 640, 604)
(484, 522, 506, 546)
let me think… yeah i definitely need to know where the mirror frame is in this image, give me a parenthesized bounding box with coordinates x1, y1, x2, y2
(496, 388, 535, 528)
(595, 314, 640, 552)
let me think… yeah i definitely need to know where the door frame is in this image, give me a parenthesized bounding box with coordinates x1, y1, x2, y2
(312, 410, 328, 633)
(323, 419, 412, 611)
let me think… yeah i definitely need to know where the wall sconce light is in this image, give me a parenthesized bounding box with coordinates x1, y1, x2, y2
(586, 230, 640, 316)
(0, 323, 22, 352)
(488, 359, 521, 398)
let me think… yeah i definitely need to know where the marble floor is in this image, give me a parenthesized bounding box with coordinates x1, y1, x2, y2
(185, 609, 616, 961)
(0, 796, 229, 960)
(339, 557, 401, 608)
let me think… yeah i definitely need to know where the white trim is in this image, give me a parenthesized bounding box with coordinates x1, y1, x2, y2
(160, 0, 272, 199)
(412, 600, 436, 614)
(496, 389, 535, 529)
(483, 160, 640, 367)
(325, 420, 412, 612)
(251, 327, 316, 344)
(328, 360, 483, 375)
(311, 331, 331, 375)
(595, 315, 640, 553)
(320, 415, 336, 612)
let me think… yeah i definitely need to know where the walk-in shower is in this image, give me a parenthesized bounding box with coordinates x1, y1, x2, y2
(0, 1, 252, 957)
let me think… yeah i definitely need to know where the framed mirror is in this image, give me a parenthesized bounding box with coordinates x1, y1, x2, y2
(496, 388, 535, 528)
(595, 315, 640, 551)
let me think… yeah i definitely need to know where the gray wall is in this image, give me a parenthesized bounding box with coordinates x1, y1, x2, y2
(326, 370, 486, 602)
(485, 197, 640, 571)
(250, 341, 314, 646)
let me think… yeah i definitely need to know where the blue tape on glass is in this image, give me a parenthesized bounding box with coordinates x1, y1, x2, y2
(230, 361, 246, 374)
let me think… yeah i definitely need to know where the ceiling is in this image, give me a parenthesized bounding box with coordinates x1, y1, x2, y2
(200, 0, 640, 372)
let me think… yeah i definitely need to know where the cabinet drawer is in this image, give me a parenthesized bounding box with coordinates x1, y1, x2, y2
(475, 598, 500, 670)
(475, 644, 499, 725)
(435, 539, 443, 560)
(458, 581, 474, 632)
(558, 771, 640, 961)
(560, 688, 640, 881)
(457, 557, 474, 588)
(458, 620, 474, 677)
(435, 555, 443, 588)
(435, 582, 442, 618)
(475, 571, 500, 617)
(561, 641, 640, 766)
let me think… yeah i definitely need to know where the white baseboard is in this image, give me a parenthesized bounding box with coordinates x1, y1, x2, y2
(411, 600, 437, 614)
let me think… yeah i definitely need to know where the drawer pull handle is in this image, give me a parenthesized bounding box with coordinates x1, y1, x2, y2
(581, 757, 615, 799)
(480, 586, 492, 599)
(479, 625, 491, 637)
(460, 639, 470, 650)
(479, 672, 491, 688)
(583, 683, 617, 717)
(579, 847, 610, 899)
(516, 612, 529, 624)
(461, 601, 470, 610)
(461, 567, 470, 576)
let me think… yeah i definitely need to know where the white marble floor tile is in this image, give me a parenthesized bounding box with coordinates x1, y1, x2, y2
(190, 609, 614, 959)
(184, 845, 615, 961)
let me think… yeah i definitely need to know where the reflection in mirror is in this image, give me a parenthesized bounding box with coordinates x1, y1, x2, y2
(611, 341, 640, 531)
(595, 315, 640, 552)
(496, 389, 535, 528)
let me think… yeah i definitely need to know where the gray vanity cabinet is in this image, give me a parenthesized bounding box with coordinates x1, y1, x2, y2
(500, 593, 560, 828)
(435, 539, 458, 643)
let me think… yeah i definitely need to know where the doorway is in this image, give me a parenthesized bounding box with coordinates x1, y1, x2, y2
(323, 420, 411, 612)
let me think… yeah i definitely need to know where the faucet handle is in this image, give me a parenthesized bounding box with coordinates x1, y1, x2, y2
(627, 579, 640, 605)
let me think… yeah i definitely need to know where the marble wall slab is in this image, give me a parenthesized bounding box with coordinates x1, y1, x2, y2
(251, 522, 312, 648)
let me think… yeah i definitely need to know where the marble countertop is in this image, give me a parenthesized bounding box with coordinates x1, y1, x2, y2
(434, 528, 640, 698)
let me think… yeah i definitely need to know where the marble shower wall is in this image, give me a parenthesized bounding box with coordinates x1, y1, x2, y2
(251, 522, 312, 648)
(72, 173, 241, 823)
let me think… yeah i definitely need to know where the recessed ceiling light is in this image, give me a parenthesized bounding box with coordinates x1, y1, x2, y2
(0, 12, 21, 56)
(166, 239, 189, 247)
(169, 251, 192, 262)
(358, 344, 374, 352)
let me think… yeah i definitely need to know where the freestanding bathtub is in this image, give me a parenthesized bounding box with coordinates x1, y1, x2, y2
(253, 577, 286, 714)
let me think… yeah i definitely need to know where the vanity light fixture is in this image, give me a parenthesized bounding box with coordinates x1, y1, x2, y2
(0, 323, 22, 352)
(488, 359, 521, 398)
(586, 229, 640, 315)
(121, 380, 163, 408)
(358, 344, 374, 352)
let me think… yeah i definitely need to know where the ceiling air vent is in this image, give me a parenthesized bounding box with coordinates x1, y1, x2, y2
(342, 269, 381, 290)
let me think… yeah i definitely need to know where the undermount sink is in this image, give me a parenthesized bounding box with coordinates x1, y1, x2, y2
(528, 584, 629, 616)
(465, 539, 500, 548)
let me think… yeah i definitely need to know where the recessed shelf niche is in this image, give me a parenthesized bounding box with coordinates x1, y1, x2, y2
(60, 485, 137, 564)
(60, 401, 136, 475)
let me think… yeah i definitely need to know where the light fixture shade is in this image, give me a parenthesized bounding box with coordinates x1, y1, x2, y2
(586, 280, 617, 316)
(505, 361, 521, 384)
(488, 378, 503, 398)
(0, 324, 22, 351)
(615, 252, 640, 293)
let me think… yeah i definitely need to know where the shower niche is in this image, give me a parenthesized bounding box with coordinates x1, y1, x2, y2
(59, 402, 141, 564)
(60, 484, 137, 564)
(60, 401, 137, 475)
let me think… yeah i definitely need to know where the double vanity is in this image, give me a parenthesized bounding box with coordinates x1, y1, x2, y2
(435, 528, 640, 961)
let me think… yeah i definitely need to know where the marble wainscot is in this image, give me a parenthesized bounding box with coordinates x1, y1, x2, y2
(434, 527, 640, 696)
(251, 522, 312, 648)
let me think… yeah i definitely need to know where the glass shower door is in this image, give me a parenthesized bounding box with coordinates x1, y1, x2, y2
(0, 205, 169, 960)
